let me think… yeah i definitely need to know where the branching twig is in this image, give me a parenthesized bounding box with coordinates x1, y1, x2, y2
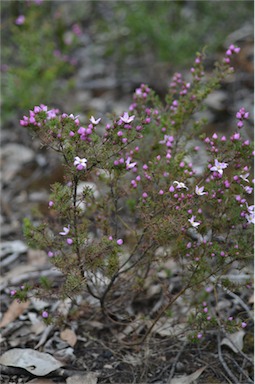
(211, 277, 254, 320)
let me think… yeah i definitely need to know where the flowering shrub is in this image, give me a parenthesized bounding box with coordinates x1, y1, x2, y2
(16, 47, 253, 342)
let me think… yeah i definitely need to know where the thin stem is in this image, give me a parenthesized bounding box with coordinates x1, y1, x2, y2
(72, 175, 84, 278)
(99, 229, 149, 312)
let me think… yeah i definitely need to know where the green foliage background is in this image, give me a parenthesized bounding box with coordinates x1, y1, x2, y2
(96, 0, 253, 64)
(1, 0, 253, 124)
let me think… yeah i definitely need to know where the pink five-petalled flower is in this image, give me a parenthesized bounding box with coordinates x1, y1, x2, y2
(245, 204, 254, 224)
(90, 116, 101, 125)
(210, 159, 228, 175)
(69, 113, 80, 120)
(188, 216, 200, 228)
(120, 112, 135, 124)
(195, 185, 206, 196)
(173, 181, 188, 190)
(240, 173, 249, 183)
(59, 225, 70, 236)
(74, 156, 87, 171)
(126, 157, 137, 170)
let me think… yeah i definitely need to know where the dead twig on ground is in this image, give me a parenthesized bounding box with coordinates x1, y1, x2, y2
(217, 333, 240, 384)
(227, 354, 254, 384)
(167, 341, 188, 383)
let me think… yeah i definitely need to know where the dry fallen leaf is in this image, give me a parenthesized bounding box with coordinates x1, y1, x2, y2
(171, 366, 207, 384)
(221, 330, 245, 353)
(60, 328, 77, 347)
(0, 348, 64, 376)
(0, 300, 30, 328)
(66, 372, 98, 384)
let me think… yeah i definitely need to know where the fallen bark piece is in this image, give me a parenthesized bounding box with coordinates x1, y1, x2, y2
(0, 348, 64, 376)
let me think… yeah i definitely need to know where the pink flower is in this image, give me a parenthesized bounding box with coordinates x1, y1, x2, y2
(240, 173, 249, 183)
(67, 238, 73, 245)
(15, 15, 25, 25)
(117, 239, 123, 245)
(232, 132, 240, 140)
(48, 201, 54, 207)
(245, 204, 254, 224)
(173, 181, 188, 190)
(159, 135, 174, 147)
(210, 159, 228, 175)
(243, 186, 253, 194)
(226, 44, 240, 56)
(74, 156, 87, 170)
(246, 204, 254, 214)
(195, 185, 206, 196)
(90, 116, 101, 125)
(42, 311, 49, 318)
(77, 127, 86, 135)
(120, 112, 135, 124)
(59, 225, 70, 236)
(245, 212, 254, 224)
(126, 157, 137, 170)
(68, 113, 80, 120)
(188, 216, 200, 228)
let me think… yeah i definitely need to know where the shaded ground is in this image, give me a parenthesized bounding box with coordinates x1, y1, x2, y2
(1, 13, 254, 384)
